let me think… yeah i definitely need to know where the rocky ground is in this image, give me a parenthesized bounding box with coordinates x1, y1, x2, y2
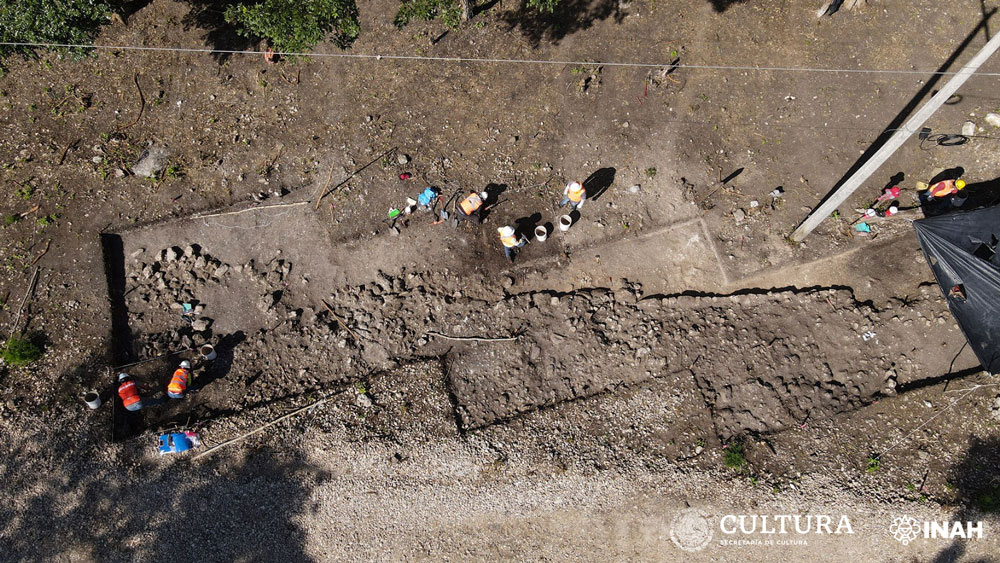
(2, 0, 1000, 560)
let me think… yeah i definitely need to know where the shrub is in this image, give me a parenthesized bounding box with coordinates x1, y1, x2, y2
(724, 442, 746, 469)
(526, 0, 559, 12)
(2, 334, 42, 366)
(394, 0, 462, 29)
(0, 0, 111, 57)
(865, 454, 881, 473)
(224, 0, 360, 55)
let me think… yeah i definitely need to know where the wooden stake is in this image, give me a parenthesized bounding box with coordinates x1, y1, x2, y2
(192, 394, 337, 461)
(321, 299, 362, 342)
(312, 165, 336, 210)
(9, 266, 40, 339)
(426, 330, 519, 342)
(30, 239, 51, 266)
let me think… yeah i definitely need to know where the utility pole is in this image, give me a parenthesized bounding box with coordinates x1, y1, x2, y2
(789, 28, 1000, 243)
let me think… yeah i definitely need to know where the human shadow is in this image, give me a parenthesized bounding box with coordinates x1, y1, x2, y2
(883, 171, 904, 192)
(501, 0, 626, 47)
(931, 436, 1000, 562)
(583, 167, 616, 202)
(960, 177, 1000, 209)
(514, 212, 543, 239)
(929, 167, 965, 185)
(481, 183, 509, 222)
(195, 330, 246, 392)
(0, 437, 321, 561)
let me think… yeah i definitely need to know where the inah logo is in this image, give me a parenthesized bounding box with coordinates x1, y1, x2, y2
(670, 508, 713, 552)
(890, 515, 922, 545)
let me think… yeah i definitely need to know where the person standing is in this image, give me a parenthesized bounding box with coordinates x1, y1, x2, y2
(498, 225, 527, 263)
(167, 361, 192, 399)
(559, 181, 586, 212)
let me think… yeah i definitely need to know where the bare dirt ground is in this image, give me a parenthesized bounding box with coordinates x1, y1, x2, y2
(2, 0, 1000, 560)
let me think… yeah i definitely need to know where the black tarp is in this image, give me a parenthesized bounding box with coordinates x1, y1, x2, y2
(914, 206, 1000, 374)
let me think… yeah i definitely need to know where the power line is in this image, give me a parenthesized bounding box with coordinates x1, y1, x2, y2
(5, 40, 1000, 78)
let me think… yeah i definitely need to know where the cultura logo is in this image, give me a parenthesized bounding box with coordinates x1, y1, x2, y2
(669, 508, 713, 552)
(890, 515, 922, 545)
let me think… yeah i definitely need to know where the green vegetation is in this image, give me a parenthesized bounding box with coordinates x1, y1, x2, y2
(526, 0, 559, 12)
(0, 0, 110, 57)
(2, 334, 42, 366)
(224, 0, 360, 55)
(3, 214, 20, 227)
(16, 183, 34, 200)
(975, 484, 1000, 512)
(865, 454, 881, 473)
(724, 442, 746, 470)
(644, 167, 657, 178)
(395, 0, 463, 29)
(36, 213, 58, 227)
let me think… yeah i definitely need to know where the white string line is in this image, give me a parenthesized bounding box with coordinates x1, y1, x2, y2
(879, 382, 996, 458)
(6, 41, 1000, 78)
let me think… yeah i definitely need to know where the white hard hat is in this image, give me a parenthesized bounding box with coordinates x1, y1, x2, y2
(180, 360, 191, 369)
(479, 191, 488, 200)
(498, 226, 515, 237)
(118, 373, 129, 382)
(569, 181, 582, 190)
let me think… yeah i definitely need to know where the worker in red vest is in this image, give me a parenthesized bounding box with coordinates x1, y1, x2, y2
(559, 181, 586, 212)
(456, 191, 489, 224)
(167, 360, 192, 399)
(117, 373, 146, 412)
(926, 178, 965, 199)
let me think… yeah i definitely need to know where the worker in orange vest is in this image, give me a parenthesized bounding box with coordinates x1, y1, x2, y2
(117, 372, 147, 411)
(498, 225, 527, 263)
(167, 360, 192, 399)
(456, 191, 489, 224)
(559, 181, 586, 212)
(926, 178, 965, 199)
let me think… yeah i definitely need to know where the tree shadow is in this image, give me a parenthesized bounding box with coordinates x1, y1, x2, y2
(932, 436, 1000, 562)
(0, 437, 322, 561)
(111, 0, 156, 22)
(501, 0, 626, 47)
(583, 167, 615, 202)
(707, 0, 750, 12)
(182, 0, 259, 62)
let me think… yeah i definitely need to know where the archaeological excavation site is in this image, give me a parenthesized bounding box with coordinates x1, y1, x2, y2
(3, 0, 1000, 560)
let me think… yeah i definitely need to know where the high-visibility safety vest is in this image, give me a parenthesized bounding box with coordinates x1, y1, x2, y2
(930, 180, 958, 198)
(459, 193, 484, 215)
(118, 380, 141, 408)
(168, 368, 190, 395)
(567, 183, 585, 202)
(500, 233, 520, 248)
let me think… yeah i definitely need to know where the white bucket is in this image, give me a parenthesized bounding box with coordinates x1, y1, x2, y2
(84, 391, 101, 409)
(200, 344, 217, 361)
(535, 226, 548, 242)
(559, 215, 573, 231)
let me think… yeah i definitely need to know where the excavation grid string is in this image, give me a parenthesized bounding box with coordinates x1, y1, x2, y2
(5, 41, 1000, 77)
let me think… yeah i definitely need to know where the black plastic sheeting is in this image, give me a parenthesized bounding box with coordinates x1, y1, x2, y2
(914, 206, 1000, 374)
